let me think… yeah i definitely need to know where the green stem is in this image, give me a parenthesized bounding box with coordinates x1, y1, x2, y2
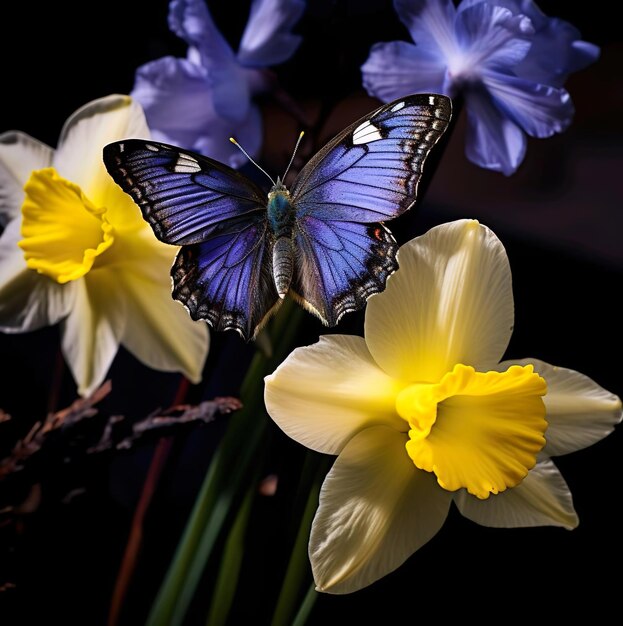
(145, 384, 268, 626)
(270, 453, 329, 626)
(146, 298, 305, 626)
(167, 423, 268, 626)
(205, 484, 256, 626)
(291, 583, 318, 626)
(145, 440, 225, 626)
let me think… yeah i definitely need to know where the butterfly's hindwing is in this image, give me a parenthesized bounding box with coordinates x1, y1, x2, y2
(103, 140, 267, 245)
(290, 94, 451, 222)
(291, 217, 398, 326)
(171, 216, 280, 340)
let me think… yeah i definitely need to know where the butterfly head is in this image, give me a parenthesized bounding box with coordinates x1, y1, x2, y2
(230, 131, 304, 194)
(270, 176, 288, 194)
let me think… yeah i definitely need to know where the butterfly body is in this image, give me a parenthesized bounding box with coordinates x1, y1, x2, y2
(266, 179, 295, 236)
(266, 180, 296, 298)
(104, 93, 452, 341)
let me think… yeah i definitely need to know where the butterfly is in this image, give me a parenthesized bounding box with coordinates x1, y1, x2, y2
(103, 93, 452, 341)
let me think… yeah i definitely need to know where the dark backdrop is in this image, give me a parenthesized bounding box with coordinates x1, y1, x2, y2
(1, 2, 621, 624)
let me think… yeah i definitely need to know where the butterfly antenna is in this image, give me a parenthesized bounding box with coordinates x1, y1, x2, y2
(229, 137, 275, 186)
(282, 131, 305, 183)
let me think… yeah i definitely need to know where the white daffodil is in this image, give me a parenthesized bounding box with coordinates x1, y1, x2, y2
(264, 219, 621, 594)
(0, 95, 209, 396)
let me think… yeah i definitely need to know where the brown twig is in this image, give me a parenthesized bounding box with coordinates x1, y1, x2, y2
(0, 380, 241, 608)
(0, 381, 112, 481)
(107, 377, 243, 626)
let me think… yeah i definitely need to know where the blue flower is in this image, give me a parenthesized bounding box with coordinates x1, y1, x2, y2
(131, 0, 305, 168)
(361, 0, 599, 175)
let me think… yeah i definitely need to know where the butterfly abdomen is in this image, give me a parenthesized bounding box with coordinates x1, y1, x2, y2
(267, 187, 296, 298)
(272, 237, 294, 299)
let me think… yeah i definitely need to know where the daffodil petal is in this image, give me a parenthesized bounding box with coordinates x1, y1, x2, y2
(454, 457, 578, 530)
(0, 218, 75, 332)
(115, 244, 209, 384)
(0, 131, 52, 223)
(61, 273, 127, 397)
(53, 94, 150, 227)
(365, 220, 514, 383)
(310, 425, 452, 594)
(264, 335, 406, 455)
(406, 364, 547, 499)
(499, 358, 622, 456)
(19, 169, 115, 283)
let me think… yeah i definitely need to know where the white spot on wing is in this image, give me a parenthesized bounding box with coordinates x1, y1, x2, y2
(428, 95, 436, 105)
(145, 143, 159, 152)
(390, 101, 405, 112)
(352, 120, 383, 145)
(174, 153, 202, 173)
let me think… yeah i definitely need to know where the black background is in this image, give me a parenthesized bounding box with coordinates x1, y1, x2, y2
(1, 1, 621, 624)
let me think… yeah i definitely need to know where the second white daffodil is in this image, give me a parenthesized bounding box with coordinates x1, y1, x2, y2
(0, 95, 209, 396)
(264, 219, 621, 595)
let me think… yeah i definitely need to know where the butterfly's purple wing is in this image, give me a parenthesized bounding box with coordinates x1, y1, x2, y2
(291, 216, 397, 325)
(171, 218, 281, 339)
(289, 93, 452, 325)
(103, 140, 279, 339)
(103, 139, 267, 244)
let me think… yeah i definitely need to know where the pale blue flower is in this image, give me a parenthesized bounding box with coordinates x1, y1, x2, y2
(131, 0, 305, 168)
(361, 0, 599, 175)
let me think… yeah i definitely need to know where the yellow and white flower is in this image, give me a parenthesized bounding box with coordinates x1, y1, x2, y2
(0, 95, 209, 396)
(264, 219, 621, 594)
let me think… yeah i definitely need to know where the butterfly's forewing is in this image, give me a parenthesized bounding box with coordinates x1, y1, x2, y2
(103, 139, 278, 339)
(103, 139, 267, 244)
(289, 93, 452, 325)
(290, 94, 451, 221)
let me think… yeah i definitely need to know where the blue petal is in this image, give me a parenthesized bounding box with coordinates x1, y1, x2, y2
(361, 41, 448, 102)
(167, 0, 254, 122)
(459, 1, 599, 86)
(458, 0, 537, 20)
(237, 0, 305, 67)
(168, 0, 235, 66)
(195, 105, 263, 169)
(169, 0, 234, 64)
(393, 0, 457, 56)
(131, 56, 255, 164)
(516, 19, 600, 87)
(454, 3, 533, 70)
(464, 87, 526, 176)
(210, 65, 252, 123)
(131, 56, 216, 146)
(483, 71, 574, 137)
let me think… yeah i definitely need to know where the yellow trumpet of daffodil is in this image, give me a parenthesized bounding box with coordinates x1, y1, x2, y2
(0, 95, 209, 396)
(264, 219, 621, 594)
